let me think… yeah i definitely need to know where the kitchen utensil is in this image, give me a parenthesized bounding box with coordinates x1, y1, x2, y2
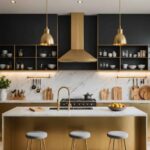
(100, 89, 109, 100)
(31, 79, 36, 90)
(112, 87, 122, 100)
(36, 79, 41, 93)
(84, 93, 93, 100)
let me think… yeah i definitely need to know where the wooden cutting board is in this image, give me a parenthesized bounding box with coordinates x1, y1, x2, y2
(130, 87, 140, 100)
(100, 89, 109, 100)
(112, 87, 122, 100)
(139, 86, 150, 100)
(130, 79, 141, 100)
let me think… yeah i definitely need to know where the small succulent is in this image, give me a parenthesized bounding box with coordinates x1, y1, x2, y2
(0, 76, 11, 89)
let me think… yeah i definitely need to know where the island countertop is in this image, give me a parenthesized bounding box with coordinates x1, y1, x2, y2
(2, 107, 147, 117)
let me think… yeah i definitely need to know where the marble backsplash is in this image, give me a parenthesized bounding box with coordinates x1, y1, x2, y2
(0, 71, 149, 101)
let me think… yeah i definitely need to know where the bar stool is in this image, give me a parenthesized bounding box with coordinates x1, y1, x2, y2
(25, 131, 48, 150)
(107, 131, 128, 150)
(69, 130, 91, 150)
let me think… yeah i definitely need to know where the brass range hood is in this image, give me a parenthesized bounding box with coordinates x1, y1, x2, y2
(58, 13, 97, 63)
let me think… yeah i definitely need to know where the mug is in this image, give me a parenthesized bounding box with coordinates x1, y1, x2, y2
(123, 64, 128, 69)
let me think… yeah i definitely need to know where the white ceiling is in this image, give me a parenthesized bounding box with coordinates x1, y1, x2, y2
(0, 0, 150, 14)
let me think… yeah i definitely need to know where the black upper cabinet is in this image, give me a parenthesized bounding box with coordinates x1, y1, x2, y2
(0, 14, 58, 44)
(58, 15, 71, 57)
(98, 14, 150, 44)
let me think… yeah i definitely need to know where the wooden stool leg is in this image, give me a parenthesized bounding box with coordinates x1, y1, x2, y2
(26, 139, 30, 150)
(71, 139, 74, 150)
(121, 139, 123, 149)
(108, 138, 111, 150)
(40, 140, 43, 150)
(30, 139, 32, 150)
(43, 139, 46, 150)
(85, 139, 88, 150)
(112, 139, 115, 150)
(71, 139, 75, 150)
(123, 139, 127, 150)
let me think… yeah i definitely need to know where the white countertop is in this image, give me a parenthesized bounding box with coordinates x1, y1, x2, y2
(0, 100, 150, 104)
(2, 107, 147, 117)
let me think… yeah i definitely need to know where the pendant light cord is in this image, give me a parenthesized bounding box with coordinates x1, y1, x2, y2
(46, 0, 48, 27)
(119, 0, 121, 28)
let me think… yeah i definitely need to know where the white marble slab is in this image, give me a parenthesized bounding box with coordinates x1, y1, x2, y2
(0, 71, 150, 102)
(2, 107, 147, 117)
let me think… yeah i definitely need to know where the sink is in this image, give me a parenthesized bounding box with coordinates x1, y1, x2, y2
(49, 107, 93, 110)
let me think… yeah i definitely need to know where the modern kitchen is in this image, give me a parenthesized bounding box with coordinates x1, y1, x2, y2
(0, 0, 150, 150)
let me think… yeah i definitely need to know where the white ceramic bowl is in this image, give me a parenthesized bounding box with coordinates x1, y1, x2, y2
(129, 65, 136, 70)
(138, 64, 145, 70)
(110, 65, 116, 69)
(7, 53, 13, 58)
(0, 64, 6, 69)
(48, 64, 56, 69)
(40, 53, 47, 58)
(27, 67, 33, 70)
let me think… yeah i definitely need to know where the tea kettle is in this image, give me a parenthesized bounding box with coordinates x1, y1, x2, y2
(84, 93, 93, 100)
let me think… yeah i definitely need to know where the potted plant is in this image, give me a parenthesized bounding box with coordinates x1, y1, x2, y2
(0, 76, 11, 101)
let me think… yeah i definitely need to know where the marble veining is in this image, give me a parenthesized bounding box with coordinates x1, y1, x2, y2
(0, 71, 149, 101)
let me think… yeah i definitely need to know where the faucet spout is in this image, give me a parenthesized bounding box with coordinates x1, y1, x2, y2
(57, 87, 71, 111)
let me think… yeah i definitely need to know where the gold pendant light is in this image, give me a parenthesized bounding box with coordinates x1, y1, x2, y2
(113, 0, 127, 46)
(40, 0, 54, 46)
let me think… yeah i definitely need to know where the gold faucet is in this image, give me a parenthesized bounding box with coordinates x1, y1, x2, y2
(57, 87, 71, 111)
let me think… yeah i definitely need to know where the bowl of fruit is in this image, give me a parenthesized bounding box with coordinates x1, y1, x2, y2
(108, 103, 126, 111)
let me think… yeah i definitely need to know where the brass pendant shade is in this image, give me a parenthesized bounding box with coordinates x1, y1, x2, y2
(113, 0, 127, 46)
(113, 27, 127, 46)
(40, 27, 54, 46)
(40, 0, 54, 46)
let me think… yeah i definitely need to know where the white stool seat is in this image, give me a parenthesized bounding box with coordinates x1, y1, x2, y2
(26, 131, 48, 139)
(107, 131, 128, 139)
(69, 131, 91, 139)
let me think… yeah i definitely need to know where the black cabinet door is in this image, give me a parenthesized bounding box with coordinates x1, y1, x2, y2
(0, 14, 58, 44)
(98, 14, 150, 44)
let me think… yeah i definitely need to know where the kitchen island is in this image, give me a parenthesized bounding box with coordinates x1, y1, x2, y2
(2, 107, 147, 150)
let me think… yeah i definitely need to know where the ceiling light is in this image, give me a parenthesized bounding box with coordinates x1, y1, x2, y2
(113, 0, 127, 46)
(77, 0, 83, 4)
(11, 0, 16, 4)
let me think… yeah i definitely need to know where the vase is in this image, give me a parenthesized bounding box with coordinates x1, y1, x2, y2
(0, 89, 7, 101)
